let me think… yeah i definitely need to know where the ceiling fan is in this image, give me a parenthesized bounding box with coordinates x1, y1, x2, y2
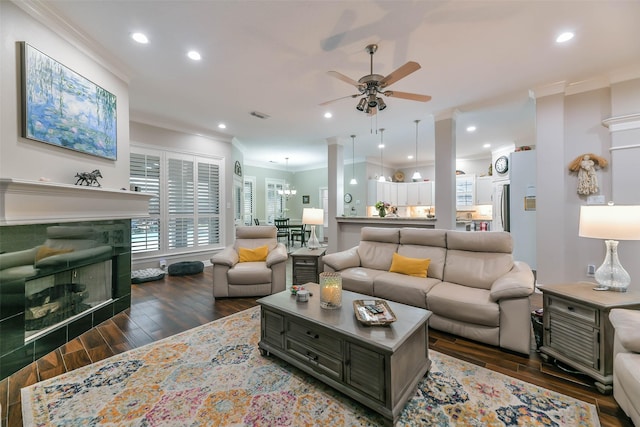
(320, 44, 431, 115)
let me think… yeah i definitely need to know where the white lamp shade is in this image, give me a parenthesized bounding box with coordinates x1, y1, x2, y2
(579, 205, 640, 240)
(302, 208, 324, 225)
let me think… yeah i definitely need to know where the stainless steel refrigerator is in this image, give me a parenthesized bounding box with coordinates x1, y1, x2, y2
(493, 150, 536, 269)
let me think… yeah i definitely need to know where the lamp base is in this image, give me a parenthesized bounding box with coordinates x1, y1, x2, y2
(594, 240, 630, 292)
(307, 225, 320, 249)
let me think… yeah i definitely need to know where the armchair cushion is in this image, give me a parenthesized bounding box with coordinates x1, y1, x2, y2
(227, 262, 272, 285)
(238, 245, 268, 262)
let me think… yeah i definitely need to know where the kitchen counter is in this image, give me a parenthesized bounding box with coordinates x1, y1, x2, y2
(335, 216, 437, 251)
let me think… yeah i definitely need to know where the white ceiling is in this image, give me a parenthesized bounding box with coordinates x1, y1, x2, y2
(41, 0, 640, 171)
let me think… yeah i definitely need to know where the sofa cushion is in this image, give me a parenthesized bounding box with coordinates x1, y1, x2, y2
(615, 352, 640, 410)
(444, 250, 513, 290)
(446, 230, 513, 253)
(357, 241, 398, 271)
(610, 309, 640, 353)
(339, 267, 385, 295)
(400, 228, 447, 248)
(227, 261, 271, 285)
(373, 272, 439, 308)
(360, 227, 400, 243)
(238, 245, 268, 262)
(427, 282, 500, 327)
(389, 252, 430, 278)
(398, 245, 447, 280)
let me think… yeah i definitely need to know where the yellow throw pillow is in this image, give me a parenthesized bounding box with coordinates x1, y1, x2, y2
(389, 252, 430, 278)
(35, 246, 74, 262)
(238, 245, 268, 262)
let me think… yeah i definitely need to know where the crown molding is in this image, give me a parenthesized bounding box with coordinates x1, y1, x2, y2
(13, 0, 131, 83)
(602, 113, 640, 132)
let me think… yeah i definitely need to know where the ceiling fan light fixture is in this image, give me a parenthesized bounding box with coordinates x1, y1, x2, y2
(356, 98, 367, 111)
(377, 97, 386, 110)
(367, 94, 378, 107)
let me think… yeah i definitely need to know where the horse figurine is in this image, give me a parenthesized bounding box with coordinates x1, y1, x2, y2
(75, 169, 103, 187)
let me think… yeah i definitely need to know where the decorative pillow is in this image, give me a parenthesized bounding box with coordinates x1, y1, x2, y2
(389, 252, 430, 278)
(238, 245, 268, 262)
(35, 246, 74, 262)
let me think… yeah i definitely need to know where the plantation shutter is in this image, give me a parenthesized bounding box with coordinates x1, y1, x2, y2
(197, 161, 220, 245)
(243, 178, 254, 225)
(167, 158, 195, 249)
(266, 180, 284, 223)
(129, 153, 161, 253)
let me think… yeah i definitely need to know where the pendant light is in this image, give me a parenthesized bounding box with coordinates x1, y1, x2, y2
(277, 157, 297, 199)
(378, 128, 386, 182)
(349, 135, 358, 185)
(411, 119, 422, 181)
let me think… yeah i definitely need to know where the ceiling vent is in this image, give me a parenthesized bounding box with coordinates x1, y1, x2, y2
(250, 111, 270, 120)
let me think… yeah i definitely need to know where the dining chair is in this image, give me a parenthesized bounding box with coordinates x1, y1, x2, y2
(254, 218, 260, 226)
(290, 224, 306, 247)
(274, 218, 290, 244)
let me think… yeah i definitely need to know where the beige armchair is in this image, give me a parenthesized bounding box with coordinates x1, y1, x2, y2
(610, 308, 640, 425)
(211, 226, 287, 297)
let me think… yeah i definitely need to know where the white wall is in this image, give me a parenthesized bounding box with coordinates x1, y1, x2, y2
(536, 81, 640, 291)
(0, 1, 130, 188)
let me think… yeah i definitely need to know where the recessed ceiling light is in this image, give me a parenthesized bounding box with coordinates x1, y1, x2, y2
(556, 32, 574, 43)
(218, 123, 226, 129)
(187, 50, 202, 61)
(378, 144, 385, 149)
(408, 155, 414, 160)
(466, 126, 476, 132)
(131, 32, 149, 44)
(324, 112, 332, 119)
(483, 143, 491, 148)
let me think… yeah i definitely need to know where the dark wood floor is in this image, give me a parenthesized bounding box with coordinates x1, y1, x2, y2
(1, 265, 632, 427)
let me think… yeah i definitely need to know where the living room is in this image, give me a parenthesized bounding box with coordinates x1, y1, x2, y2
(1, 1, 640, 426)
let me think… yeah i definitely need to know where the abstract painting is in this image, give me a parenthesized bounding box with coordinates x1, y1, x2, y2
(21, 42, 117, 160)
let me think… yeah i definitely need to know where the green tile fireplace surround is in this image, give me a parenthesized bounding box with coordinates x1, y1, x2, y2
(0, 219, 132, 380)
(0, 178, 152, 380)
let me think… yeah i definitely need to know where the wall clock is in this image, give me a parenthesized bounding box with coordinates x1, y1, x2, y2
(495, 156, 509, 174)
(344, 193, 353, 203)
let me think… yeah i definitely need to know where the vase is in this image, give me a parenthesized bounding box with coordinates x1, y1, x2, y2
(594, 239, 630, 292)
(378, 208, 386, 217)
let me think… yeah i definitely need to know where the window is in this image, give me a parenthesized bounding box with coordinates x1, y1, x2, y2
(265, 179, 284, 223)
(130, 153, 160, 253)
(243, 176, 256, 225)
(130, 148, 223, 255)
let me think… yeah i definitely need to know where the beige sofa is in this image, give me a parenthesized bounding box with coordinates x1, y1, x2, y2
(211, 226, 287, 298)
(610, 308, 640, 425)
(322, 227, 535, 354)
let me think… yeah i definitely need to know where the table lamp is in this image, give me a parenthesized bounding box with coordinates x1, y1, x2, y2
(302, 208, 324, 249)
(578, 204, 640, 292)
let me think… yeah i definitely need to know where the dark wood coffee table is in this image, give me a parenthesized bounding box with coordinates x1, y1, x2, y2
(257, 283, 431, 425)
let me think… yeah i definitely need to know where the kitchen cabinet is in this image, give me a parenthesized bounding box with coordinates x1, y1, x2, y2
(475, 176, 493, 205)
(404, 182, 433, 206)
(367, 180, 397, 206)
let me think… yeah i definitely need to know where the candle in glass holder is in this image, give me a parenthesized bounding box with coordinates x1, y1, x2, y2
(319, 272, 342, 309)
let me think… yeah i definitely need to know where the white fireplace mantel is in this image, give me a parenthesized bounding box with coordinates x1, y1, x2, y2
(0, 178, 153, 225)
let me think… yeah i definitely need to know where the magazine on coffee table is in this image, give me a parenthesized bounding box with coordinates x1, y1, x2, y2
(353, 299, 397, 326)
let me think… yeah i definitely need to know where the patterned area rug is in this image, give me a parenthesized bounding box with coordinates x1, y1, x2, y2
(22, 306, 600, 426)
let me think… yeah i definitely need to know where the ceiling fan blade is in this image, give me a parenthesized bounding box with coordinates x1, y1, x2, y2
(379, 61, 421, 87)
(327, 71, 363, 88)
(318, 93, 360, 106)
(383, 90, 432, 102)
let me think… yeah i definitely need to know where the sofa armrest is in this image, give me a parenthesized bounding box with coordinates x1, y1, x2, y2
(211, 247, 238, 267)
(610, 308, 640, 354)
(490, 261, 535, 302)
(266, 243, 288, 267)
(322, 247, 360, 272)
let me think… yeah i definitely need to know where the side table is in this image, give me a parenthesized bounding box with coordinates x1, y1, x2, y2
(291, 247, 326, 285)
(538, 282, 640, 394)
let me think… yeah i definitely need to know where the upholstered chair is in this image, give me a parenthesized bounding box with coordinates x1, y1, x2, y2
(610, 308, 640, 425)
(211, 226, 287, 297)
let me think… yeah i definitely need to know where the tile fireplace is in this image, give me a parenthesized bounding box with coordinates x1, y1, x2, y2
(0, 179, 151, 380)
